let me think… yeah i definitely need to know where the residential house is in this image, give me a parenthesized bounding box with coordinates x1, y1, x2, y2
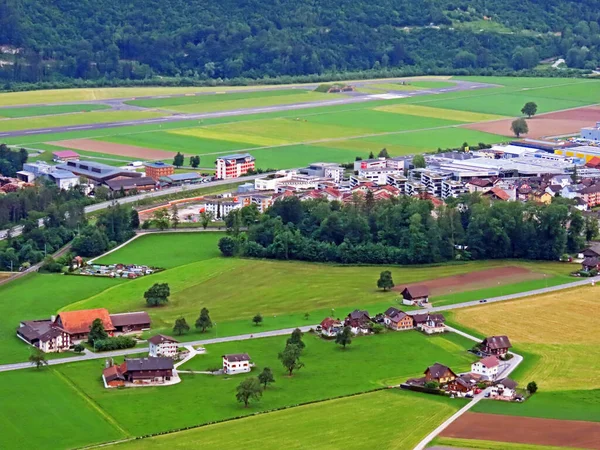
(319, 317, 342, 337)
(545, 184, 563, 197)
(447, 375, 474, 395)
(401, 285, 430, 306)
(578, 184, 600, 209)
(424, 363, 457, 385)
(471, 356, 500, 380)
(466, 178, 494, 193)
(54, 308, 116, 342)
(148, 334, 179, 358)
(412, 313, 446, 334)
(222, 353, 252, 374)
(492, 378, 518, 399)
(578, 244, 600, 259)
(103, 364, 126, 387)
(17, 319, 71, 353)
(529, 189, 552, 204)
(383, 307, 414, 331)
(345, 310, 371, 334)
(106, 357, 174, 384)
(109, 312, 151, 333)
(484, 186, 511, 201)
(481, 335, 512, 357)
(582, 256, 600, 272)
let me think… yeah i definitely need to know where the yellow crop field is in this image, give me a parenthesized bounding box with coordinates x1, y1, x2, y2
(169, 127, 291, 147)
(376, 104, 507, 123)
(451, 285, 600, 390)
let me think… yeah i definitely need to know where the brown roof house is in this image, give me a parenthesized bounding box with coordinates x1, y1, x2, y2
(447, 375, 474, 395)
(148, 334, 179, 358)
(424, 363, 457, 385)
(413, 313, 446, 334)
(401, 285, 430, 306)
(102, 357, 175, 388)
(582, 256, 600, 272)
(17, 319, 72, 353)
(481, 335, 512, 357)
(383, 307, 414, 331)
(222, 353, 252, 375)
(345, 310, 372, 335)
(110, 312, 151, 333)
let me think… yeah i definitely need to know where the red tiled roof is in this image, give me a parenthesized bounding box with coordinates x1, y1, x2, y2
(52, 150, 79, 158)
(55, 308, 115, 335)
(488, 186, 510, 201)
(479, 356, 499, 368)
(320, 317, 340, 329)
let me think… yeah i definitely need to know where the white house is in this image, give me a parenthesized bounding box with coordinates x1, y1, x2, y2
(319, 317, 342, 337)
(491, 378, 518, 399)
(222, 353, 252, 375)
(471, 356, 499, 380)
(148, 334, 179, 358)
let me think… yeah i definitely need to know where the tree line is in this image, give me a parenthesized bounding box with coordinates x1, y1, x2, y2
(1, 0, 599, 85)
(218, 194, 596, 265)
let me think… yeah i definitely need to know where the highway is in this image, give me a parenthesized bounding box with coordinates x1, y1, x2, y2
(0, 80, 495, 139)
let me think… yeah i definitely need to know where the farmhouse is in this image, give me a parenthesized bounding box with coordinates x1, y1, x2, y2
(401, 285, 430, 306)
(383, 307, 414, 331)
(582, 256, 600, 272)
(223, 353, 252, 375)
(319, 317, 342, 337)
(447, 375, 474, 395)
(102, 357, 174, 387)
(481, 335, 512, 357)
(424, 363, 457, 385)
(109, 311, 151, 333)
(345, 310, 371, 334)
(148, 334, 179, 358)
(17, 319, 71, 353)
(491, 378, 518, 399)
(54, 308, 115, 341)
(471, 356, 500, 380)
(412, 313, 446, 334)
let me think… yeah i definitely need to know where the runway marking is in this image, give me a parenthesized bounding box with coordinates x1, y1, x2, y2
(25, 130, 50, 134)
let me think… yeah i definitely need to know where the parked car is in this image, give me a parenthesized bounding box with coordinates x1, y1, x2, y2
(474, 388, 482, 394)
(484, 392, 491, 398)
(479, 299, 488, 303)
(465, 393, 474, 398)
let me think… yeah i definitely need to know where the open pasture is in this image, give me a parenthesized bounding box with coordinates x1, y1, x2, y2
(109, 390, 462, 450)
(432, 437, 586, 450)
(375, 103, 507, 122)
(55, 331, 475, 437)
(0, 103, 109, 118)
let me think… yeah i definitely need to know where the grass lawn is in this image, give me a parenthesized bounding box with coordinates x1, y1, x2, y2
(0, 368, 127, 449)
(95, 232, 224, 268)
(0, 103, 109, 118)
(110, 390, 462, 450)
(431, 436, 586, 450)
(410, 81, 457, 89)
(0, 273, 124, 364)
(0, 110, 168, 132)
(452, 76, 598, 90)
(55, 330, 474, 437)
(375, 104, 507, 122)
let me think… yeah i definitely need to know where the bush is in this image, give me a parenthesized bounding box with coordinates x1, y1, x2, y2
(39, 256, 63, 273)
(73, 344, 85, 353)
(527, 381, 538, 394)
(93, 336, 136, 351)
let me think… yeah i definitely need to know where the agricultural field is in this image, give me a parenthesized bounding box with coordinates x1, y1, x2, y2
(431, 437, 585, 450)
(111, 390, 462, 450)
(449, 285, 600, 422)
(0, 103, 109, 118)
(125, 89, 340, 113)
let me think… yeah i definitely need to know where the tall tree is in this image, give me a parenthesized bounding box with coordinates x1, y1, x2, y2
(335, 326, 353, 349)
(153, 208, 170, 230)
(200, 211, 213, 230)
(585, 216, 599, 241)
(278, 343, 304, 376)
(521, 102, 538, 118)
(173, 152, 184, 168)
(29, 349, 48, 369)
(258, 367, 275, 389)
(412, 155, 426, 168)
(378, 148, 389, 158)
(511, 118, 529, 137)
(252, 313, 263, 326)
(130, 209, 140, 229)
(173, 317, 190, 336)
(144, 282, 170, 306)
(88, 318, 108, 345)
(235, 377, 262, 408)
(171, 204, 180, 229)
(286, 328, 305, 350)
(377, 270, 394, 291)
(195, 307, 213, 332)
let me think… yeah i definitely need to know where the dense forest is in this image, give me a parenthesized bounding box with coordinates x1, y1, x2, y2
(218, 195, 598, 265)
(0, 0, 599, 86)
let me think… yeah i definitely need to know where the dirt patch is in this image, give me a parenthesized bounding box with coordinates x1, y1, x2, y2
(392, 266, 541, 297)
(463, 105, 600, 138)
(441, 412, 600, 449)
(49, 139, 175, 160)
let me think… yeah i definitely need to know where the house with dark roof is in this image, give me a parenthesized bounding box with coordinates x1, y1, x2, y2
(491, 378, 518, 399)
(582, 256, 600, 272)
(17, 319, 71, 353)
(109, 312, 151, 333)
(447, 375, 474, 395)
(344, 310, 371, 334)
(102, 357, 174, 387)
(148, 334, 179, 358)
(424, 363, 457, 385)
(383, 307, 413, 331)
(222, 353, 252, 374)
(481, 335, 512, 357)
(401, 285, 430, 306)
(412, 313, 446, 334)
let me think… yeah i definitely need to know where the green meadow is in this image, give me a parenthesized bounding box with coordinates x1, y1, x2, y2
(0, 103, 109, 118)
(110, 390, 462, 450)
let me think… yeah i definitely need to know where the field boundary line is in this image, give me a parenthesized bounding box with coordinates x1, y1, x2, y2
(52, 368, 131, 439)
(87, 233, 144, 263)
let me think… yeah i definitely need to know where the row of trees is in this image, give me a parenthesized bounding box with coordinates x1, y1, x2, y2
(1, 0, 599, 84)
(219, 194, 597, 265)
(0, 145, 28, 178)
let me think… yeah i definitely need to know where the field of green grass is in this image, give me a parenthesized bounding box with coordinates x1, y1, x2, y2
(431, 437, 585, 450)
(0, 274, 124, 364)
(0, 368, 127, 449)
(0, 103, 109, 118)
(0, 110, 168, 132)
(53, 331, 474, 438)
(111, 390, 462, 450)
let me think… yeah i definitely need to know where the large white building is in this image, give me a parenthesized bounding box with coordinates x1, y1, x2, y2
(471, 356, 500, 380)
(222, 353, 252, 375)
(355, 167, 402, 185)
(198, 198, 242, 218)
(148, 334, 179, 358)
(216, 154, 256, 179)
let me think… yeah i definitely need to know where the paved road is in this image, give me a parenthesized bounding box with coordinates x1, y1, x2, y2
(0, 326, 314, 373)
(0, 174, 267, 240)
(0, 80, 495, 139)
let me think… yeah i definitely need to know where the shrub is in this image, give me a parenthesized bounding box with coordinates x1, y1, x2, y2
(93, 336, 136, 351)
(527, 381, 538, 394)
(73, 344, 85, 353)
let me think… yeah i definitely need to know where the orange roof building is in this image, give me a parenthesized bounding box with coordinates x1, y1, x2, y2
(54, 308, 115, 338)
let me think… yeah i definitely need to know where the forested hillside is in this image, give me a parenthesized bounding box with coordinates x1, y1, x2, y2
(0, 0, 599, 85)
